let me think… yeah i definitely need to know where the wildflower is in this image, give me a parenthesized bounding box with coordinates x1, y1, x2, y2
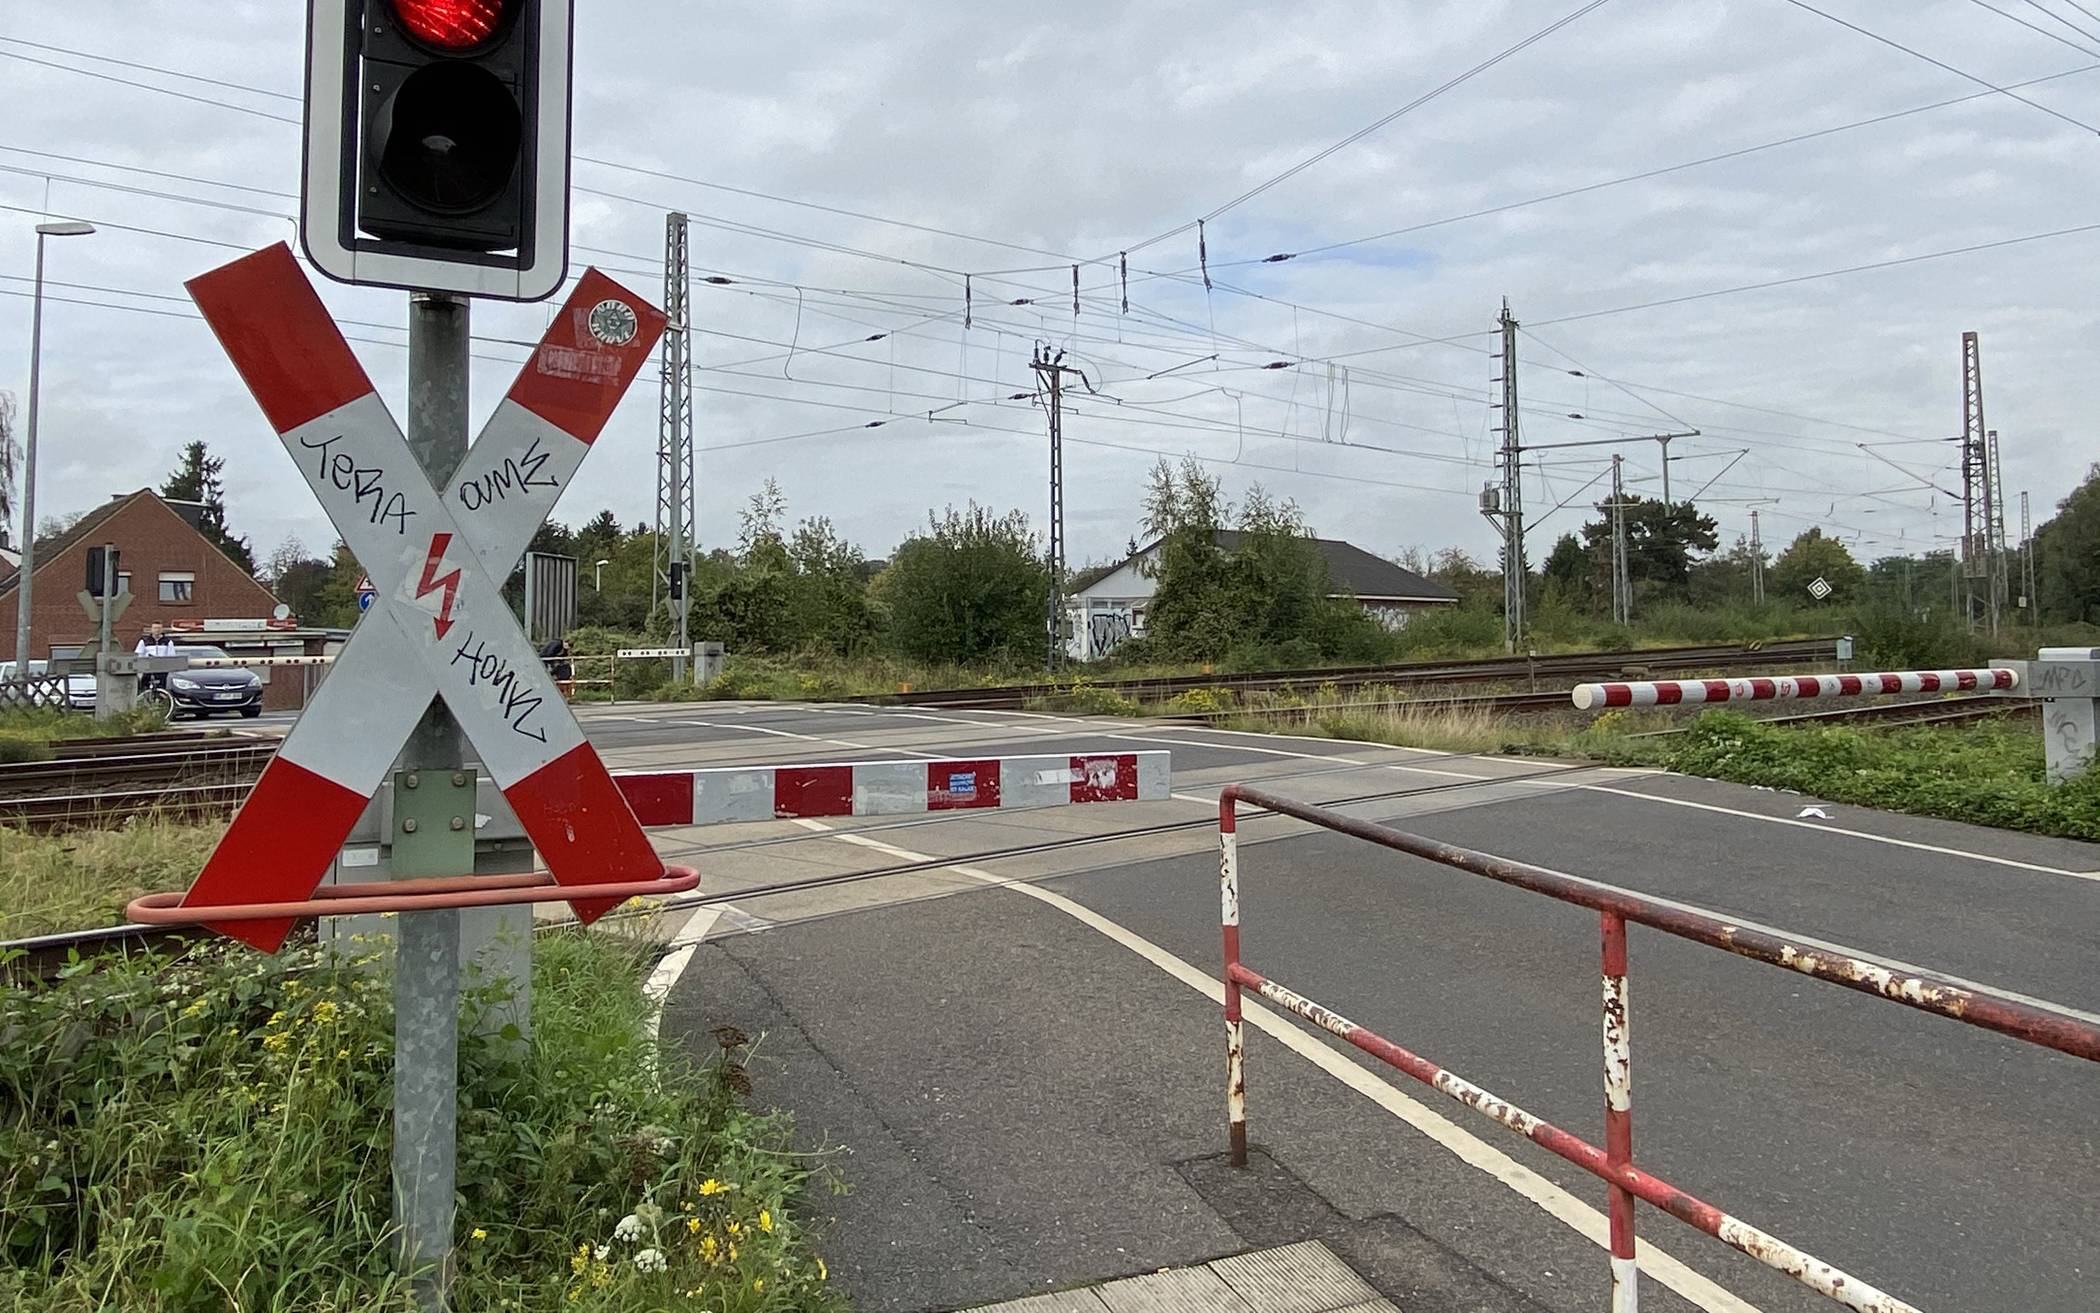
(728, 1243, 739, 1262)
(758, 1209, 773, 1234)
(471, 1228, 488, 1242)
(594, 1243, 611, 1262)
(614, 1214, 644, 1242)
(590, 1260, 612, 1289)
(571, 1244, 590, 1275)
(634, 1248, 667, 1273)
(699, 1234, 719, 1262)
(262, 1032, 291, 1053)
(753, 1277, 764, 1292)
(312, 1000, 339, 1024)
(725, 1219, 742, 1237)
(686, 1217, 702, 1235)
(817, 1257, 828, 1282)
(698, 1178, 726, 1196)
(181, 998, 210, 1019)
(336, 1048, 350, 1060)
(267, 1010, 287, 1027)
(680, 1200, 696, 1212)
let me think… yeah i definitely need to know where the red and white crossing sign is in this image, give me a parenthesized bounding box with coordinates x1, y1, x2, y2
(177, 243, 668, 950)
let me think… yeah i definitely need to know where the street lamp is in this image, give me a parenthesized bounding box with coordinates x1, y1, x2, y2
(593, 559, 609, 590)
(12, 220, 96, 670)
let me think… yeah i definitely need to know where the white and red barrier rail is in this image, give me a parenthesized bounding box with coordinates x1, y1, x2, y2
(1571, 667, 2017, 711)
(612, 751, 1169, 827)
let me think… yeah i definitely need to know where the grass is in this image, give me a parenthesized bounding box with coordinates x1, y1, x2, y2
(0, 706, 171, 764)
(0, 931, 845, 1312)
(1594, 710, 2100, 840)
(0, 818, 226, 940)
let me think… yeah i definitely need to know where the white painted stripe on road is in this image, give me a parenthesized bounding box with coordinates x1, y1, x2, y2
(798, 821, 1763, 1313)
(1580, 784, 2098, 881)
(643, 903, 727, 1042)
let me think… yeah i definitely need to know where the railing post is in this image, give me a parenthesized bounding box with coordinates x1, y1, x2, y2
(1221, 788, 1246, 1168)
(1602, 910, 1637, 1313)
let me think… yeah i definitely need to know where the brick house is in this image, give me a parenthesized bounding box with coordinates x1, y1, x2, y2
(0, 490, 328, 710)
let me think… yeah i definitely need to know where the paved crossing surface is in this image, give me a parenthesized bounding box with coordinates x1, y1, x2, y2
(561, 701, 2100, 1310)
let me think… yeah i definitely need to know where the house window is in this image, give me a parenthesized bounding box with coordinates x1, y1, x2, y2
(159, 571, 196, 604)
(116, 571, 132, 597)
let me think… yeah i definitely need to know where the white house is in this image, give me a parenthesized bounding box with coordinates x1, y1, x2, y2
(1065, 531, 1460, 661)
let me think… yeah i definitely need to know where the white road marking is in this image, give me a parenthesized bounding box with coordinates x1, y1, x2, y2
(643, 903, 727, 1041)
(795, 820, 1763, 1313)
(1579, 784, 2098, 881)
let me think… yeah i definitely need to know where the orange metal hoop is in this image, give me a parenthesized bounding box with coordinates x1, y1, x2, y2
(125, 865, 701, 926)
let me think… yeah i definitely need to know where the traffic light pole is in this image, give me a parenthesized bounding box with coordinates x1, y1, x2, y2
(395, 291, 470, 1310)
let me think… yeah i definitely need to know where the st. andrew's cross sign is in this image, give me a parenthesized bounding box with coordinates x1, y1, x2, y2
(179, 243, 667, 950)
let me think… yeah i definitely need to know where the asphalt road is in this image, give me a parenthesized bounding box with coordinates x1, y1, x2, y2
(606, 702, 2097, 1312)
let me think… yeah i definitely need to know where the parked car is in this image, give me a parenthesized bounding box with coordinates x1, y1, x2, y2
(0, 659, 51, 681)
(65, 671, 97, 710)
(163, 645, 266, 719)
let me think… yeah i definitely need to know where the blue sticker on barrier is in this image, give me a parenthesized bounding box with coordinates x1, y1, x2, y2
(947, 772, 976, 797)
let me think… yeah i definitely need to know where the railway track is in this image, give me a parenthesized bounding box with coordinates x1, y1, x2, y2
(0, 734, 278, 832)
(850, 638, 1840, 710)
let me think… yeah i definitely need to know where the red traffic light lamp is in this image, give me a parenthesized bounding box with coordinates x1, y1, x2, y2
(302, 0, 572, 300)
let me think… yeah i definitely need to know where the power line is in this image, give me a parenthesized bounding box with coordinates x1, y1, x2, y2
(1780, 0, 2100, 134)
(1227, 61, 2100, 267)
(1966, 0, 2100, 54)
(2022, 0, 2100, 46)
(0, 47, 300, 124)
(1123, 0, 1617, 254)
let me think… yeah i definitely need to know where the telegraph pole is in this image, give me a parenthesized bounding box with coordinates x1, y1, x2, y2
(1958, 331, 1990, 633)
(654, 212, 696, 680)
(1493, 298, 1525, 653)
(1749, 509, 1765, 604)
(1030, 346, 1092, 668)
(2021, 489, 2036, 623)
(1608, 454, 1631, 625)
(1986, 427, 2007, 636)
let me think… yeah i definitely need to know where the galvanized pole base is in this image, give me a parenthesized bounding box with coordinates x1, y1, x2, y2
(393, 292, 472, 1312)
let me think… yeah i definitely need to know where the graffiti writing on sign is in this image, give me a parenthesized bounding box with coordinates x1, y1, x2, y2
(536, 345, 623, 384)
(2037, 664, 2089, 694)
(1087, 610, 1135, 658)
(299, 431, 414, 533)
(449, 631, 549, 742)
(457, 434, 559, 511)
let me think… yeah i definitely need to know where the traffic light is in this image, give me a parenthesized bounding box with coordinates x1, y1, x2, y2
(302, 0, 573, 300)
(85, 546, 120, 598)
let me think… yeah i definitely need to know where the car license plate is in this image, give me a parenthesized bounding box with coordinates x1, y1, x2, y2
(215, 691, 243, 701)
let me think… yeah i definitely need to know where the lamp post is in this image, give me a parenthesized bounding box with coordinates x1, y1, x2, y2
(593, 558, 609, 590)
(13, 220, 95, 668)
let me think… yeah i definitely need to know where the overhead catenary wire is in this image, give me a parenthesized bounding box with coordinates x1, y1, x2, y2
(1780, 0, 2100, 134)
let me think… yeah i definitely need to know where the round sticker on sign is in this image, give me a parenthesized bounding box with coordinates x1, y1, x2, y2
(587, 299, 639, 346)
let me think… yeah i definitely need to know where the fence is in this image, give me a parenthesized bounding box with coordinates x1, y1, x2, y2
(0, 674, 69, 713)
(1216, 783, 2100, 1313)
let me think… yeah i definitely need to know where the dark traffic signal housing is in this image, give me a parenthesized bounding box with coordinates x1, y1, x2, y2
(302, 0, 573, 300)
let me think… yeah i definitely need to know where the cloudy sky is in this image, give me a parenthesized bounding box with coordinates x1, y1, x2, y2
(3, 0, 2097, 585)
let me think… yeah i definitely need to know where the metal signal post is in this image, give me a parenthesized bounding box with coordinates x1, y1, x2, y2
(1031, 347, 1092, 669)
(655, 211, 696, 681)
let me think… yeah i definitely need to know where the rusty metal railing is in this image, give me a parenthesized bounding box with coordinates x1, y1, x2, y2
(1217, 783, 2100, 1313)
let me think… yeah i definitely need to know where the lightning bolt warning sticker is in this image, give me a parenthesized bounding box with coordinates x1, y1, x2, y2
(416, 531, 464, 639)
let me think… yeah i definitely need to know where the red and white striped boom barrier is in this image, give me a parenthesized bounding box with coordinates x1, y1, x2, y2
(1571, 667, 2017, 711)
(613, 752, 1168, 827)
(1217, 783, 2099, 1313)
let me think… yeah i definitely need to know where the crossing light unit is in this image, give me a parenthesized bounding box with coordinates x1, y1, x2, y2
(301, 0, 573, 300)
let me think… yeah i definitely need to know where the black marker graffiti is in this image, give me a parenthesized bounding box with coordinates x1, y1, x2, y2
(1087, 611, 1134, 659)
(299, 431, 414, 533)
(458, 434, 560, 511)
(450, 631, 549, 743)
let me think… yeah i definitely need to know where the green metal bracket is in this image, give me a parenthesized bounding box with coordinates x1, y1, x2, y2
(390, 768, 476, 877)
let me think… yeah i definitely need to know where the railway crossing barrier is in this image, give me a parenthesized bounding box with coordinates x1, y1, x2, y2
(1569, 666, 2017, 710)
(1216, 783, 2100, 1313)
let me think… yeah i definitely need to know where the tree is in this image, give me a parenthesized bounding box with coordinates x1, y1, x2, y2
(874, 504, 1047, 667)
(1769, 527, 1865, 604)
(1541, 533, 1590, 606)
(161, 440, 255, 573)
(2034, 465, 2100, 624)
(1576, 496, 1718, 604)
(1136, 457, 1386, 664)
(1687, 535, 1766, 607)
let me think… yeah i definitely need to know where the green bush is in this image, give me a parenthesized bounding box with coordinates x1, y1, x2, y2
(0, 934, 843, 1313)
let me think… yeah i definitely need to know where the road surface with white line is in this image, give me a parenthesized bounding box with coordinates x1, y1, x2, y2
(591, 701, 2096, 1312)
